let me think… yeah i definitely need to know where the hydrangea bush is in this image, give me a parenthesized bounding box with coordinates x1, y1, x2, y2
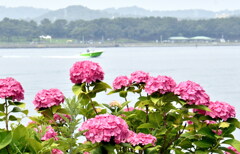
(0, 60, 240, 154)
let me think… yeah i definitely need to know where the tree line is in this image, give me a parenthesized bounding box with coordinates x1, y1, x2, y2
(0, 17, 240, 42)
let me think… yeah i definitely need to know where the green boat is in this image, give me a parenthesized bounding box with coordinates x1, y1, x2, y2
(80, 50, 103, 58)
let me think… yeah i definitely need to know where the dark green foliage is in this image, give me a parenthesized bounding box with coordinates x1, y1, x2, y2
(1, 17, 240, 42)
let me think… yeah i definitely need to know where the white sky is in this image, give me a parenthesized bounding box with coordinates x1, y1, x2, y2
(0, 0, 240, 11)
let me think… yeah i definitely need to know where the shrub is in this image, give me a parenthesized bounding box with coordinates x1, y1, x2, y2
(0, 60, 239, 154)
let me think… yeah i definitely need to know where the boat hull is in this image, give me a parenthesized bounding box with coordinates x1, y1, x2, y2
(80, 51, 103, 57)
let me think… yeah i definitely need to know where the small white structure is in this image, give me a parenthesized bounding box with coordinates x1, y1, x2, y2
(169, 36, 189, 43)
(39, 35, 52, 42)
(66, 40, 73, 43)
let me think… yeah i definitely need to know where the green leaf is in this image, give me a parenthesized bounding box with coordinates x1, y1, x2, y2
(135, 100, 153, 108)
(0, 131, 13, 150)
(135, 146, 142, 150)
(11, 107, 28, 115)
(127, 86, 135, 92)
(145, 146, 161, 154)
(102, 103, 111, 109)
(72, 83, 85, 95)
(211, 149, 224, 154)
(223, 124, 236, 135)
(219, 122, 230, 128)
(107, 89, 120, 95)
(119, 91, 127, 98)
(12, 102, 26, 108)
(195, 150, 208, 154)
(198, 127, 215, 139)
(181, 132, 196, 139)
(120, 101, 130, 110)
(11, 107, 22, 112)
(21, 110, 28, 115)
(178, 139, 193, 149)
(173, 149, 185, 154)
(219, 147, 236, 154)
(78, 93, 90, 105)
(27, 139, 43, 153)
(42, 138, 54, 147)
(185, 104, 211, 111)
(88, 91, 96, 98)
(150, 95, 160, 104)
(137, 123, 157, 129)
(162, 92, 180, 103)
(222, 139, 240, 151)
(93, 81, 112, 93)
(194, 140, 212, 148)
(0, 112, 5, 116)
(56, 108, 69, 114)
(227, 118, 240, 128)
(51, 105, 61, 113)
(223, 134, 234, 139)
(149, 112, 161, 127)
(103, 143, 115, 153)
(12, 125, 28, 141)
(138, 96, 148, 101)
(9, 115, 18, 121)
(0, 104, 4, 112)
(39, 108, 53, 119)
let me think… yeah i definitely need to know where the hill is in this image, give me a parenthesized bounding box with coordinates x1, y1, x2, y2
(1, 5, 240, 22)
(0, 6, 49, 20)
(35, 5, 113, 22)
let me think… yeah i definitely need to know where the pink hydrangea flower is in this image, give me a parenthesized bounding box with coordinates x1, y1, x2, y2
(79, 114, 129, 144)
(0, 77, 24, 101)
(54, 114, 72, 123)
(145, 76, 176, 95)
(226, 146, 240, 154)
(41, 126, 58, 141)
(204, 120, 216, 125)
(206, 101, 236, 121)
(26, 121, 37, 126)
(193, 109, 207, 115)
(174, 80, 210, 106)
(70, 61, 104, 84)
(123, 107, 145, 112)
(113, 76, 131, 90)
(52, 149, 64, 154)
(126, 131, 156, 146)
(33, 88, 64, 109)
(212, 129, 222, 136)
(187, 120, 193, 125)
(130, 71, 149, 84)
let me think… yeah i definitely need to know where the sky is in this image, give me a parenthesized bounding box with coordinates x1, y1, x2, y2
(0, 0, 240, 11)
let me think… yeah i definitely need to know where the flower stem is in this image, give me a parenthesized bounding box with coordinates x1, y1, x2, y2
(145, 105, 149, 123)
(124, 97, 129, 110)
(4, 99, 11, 154)
(86, 83, 98, 115)
(5, 99, 9, 131)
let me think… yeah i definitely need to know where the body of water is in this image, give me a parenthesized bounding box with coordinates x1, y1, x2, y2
(0, 46, 240, 138)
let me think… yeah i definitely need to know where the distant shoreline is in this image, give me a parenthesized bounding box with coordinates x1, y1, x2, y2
(1, 42, 240, 48)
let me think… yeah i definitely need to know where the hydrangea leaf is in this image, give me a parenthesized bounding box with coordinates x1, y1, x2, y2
(0, 104, 4, 112)
(119, 91, 127, 98)
(137, 123, 157, 129)
(0, 131, 12, 150)
(227, 118, 240, 128)
(194, 140, 212, 148)
(222, 139, 240, 151)
(9, 115, 18, 121)
(12, 102, 26, 108)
